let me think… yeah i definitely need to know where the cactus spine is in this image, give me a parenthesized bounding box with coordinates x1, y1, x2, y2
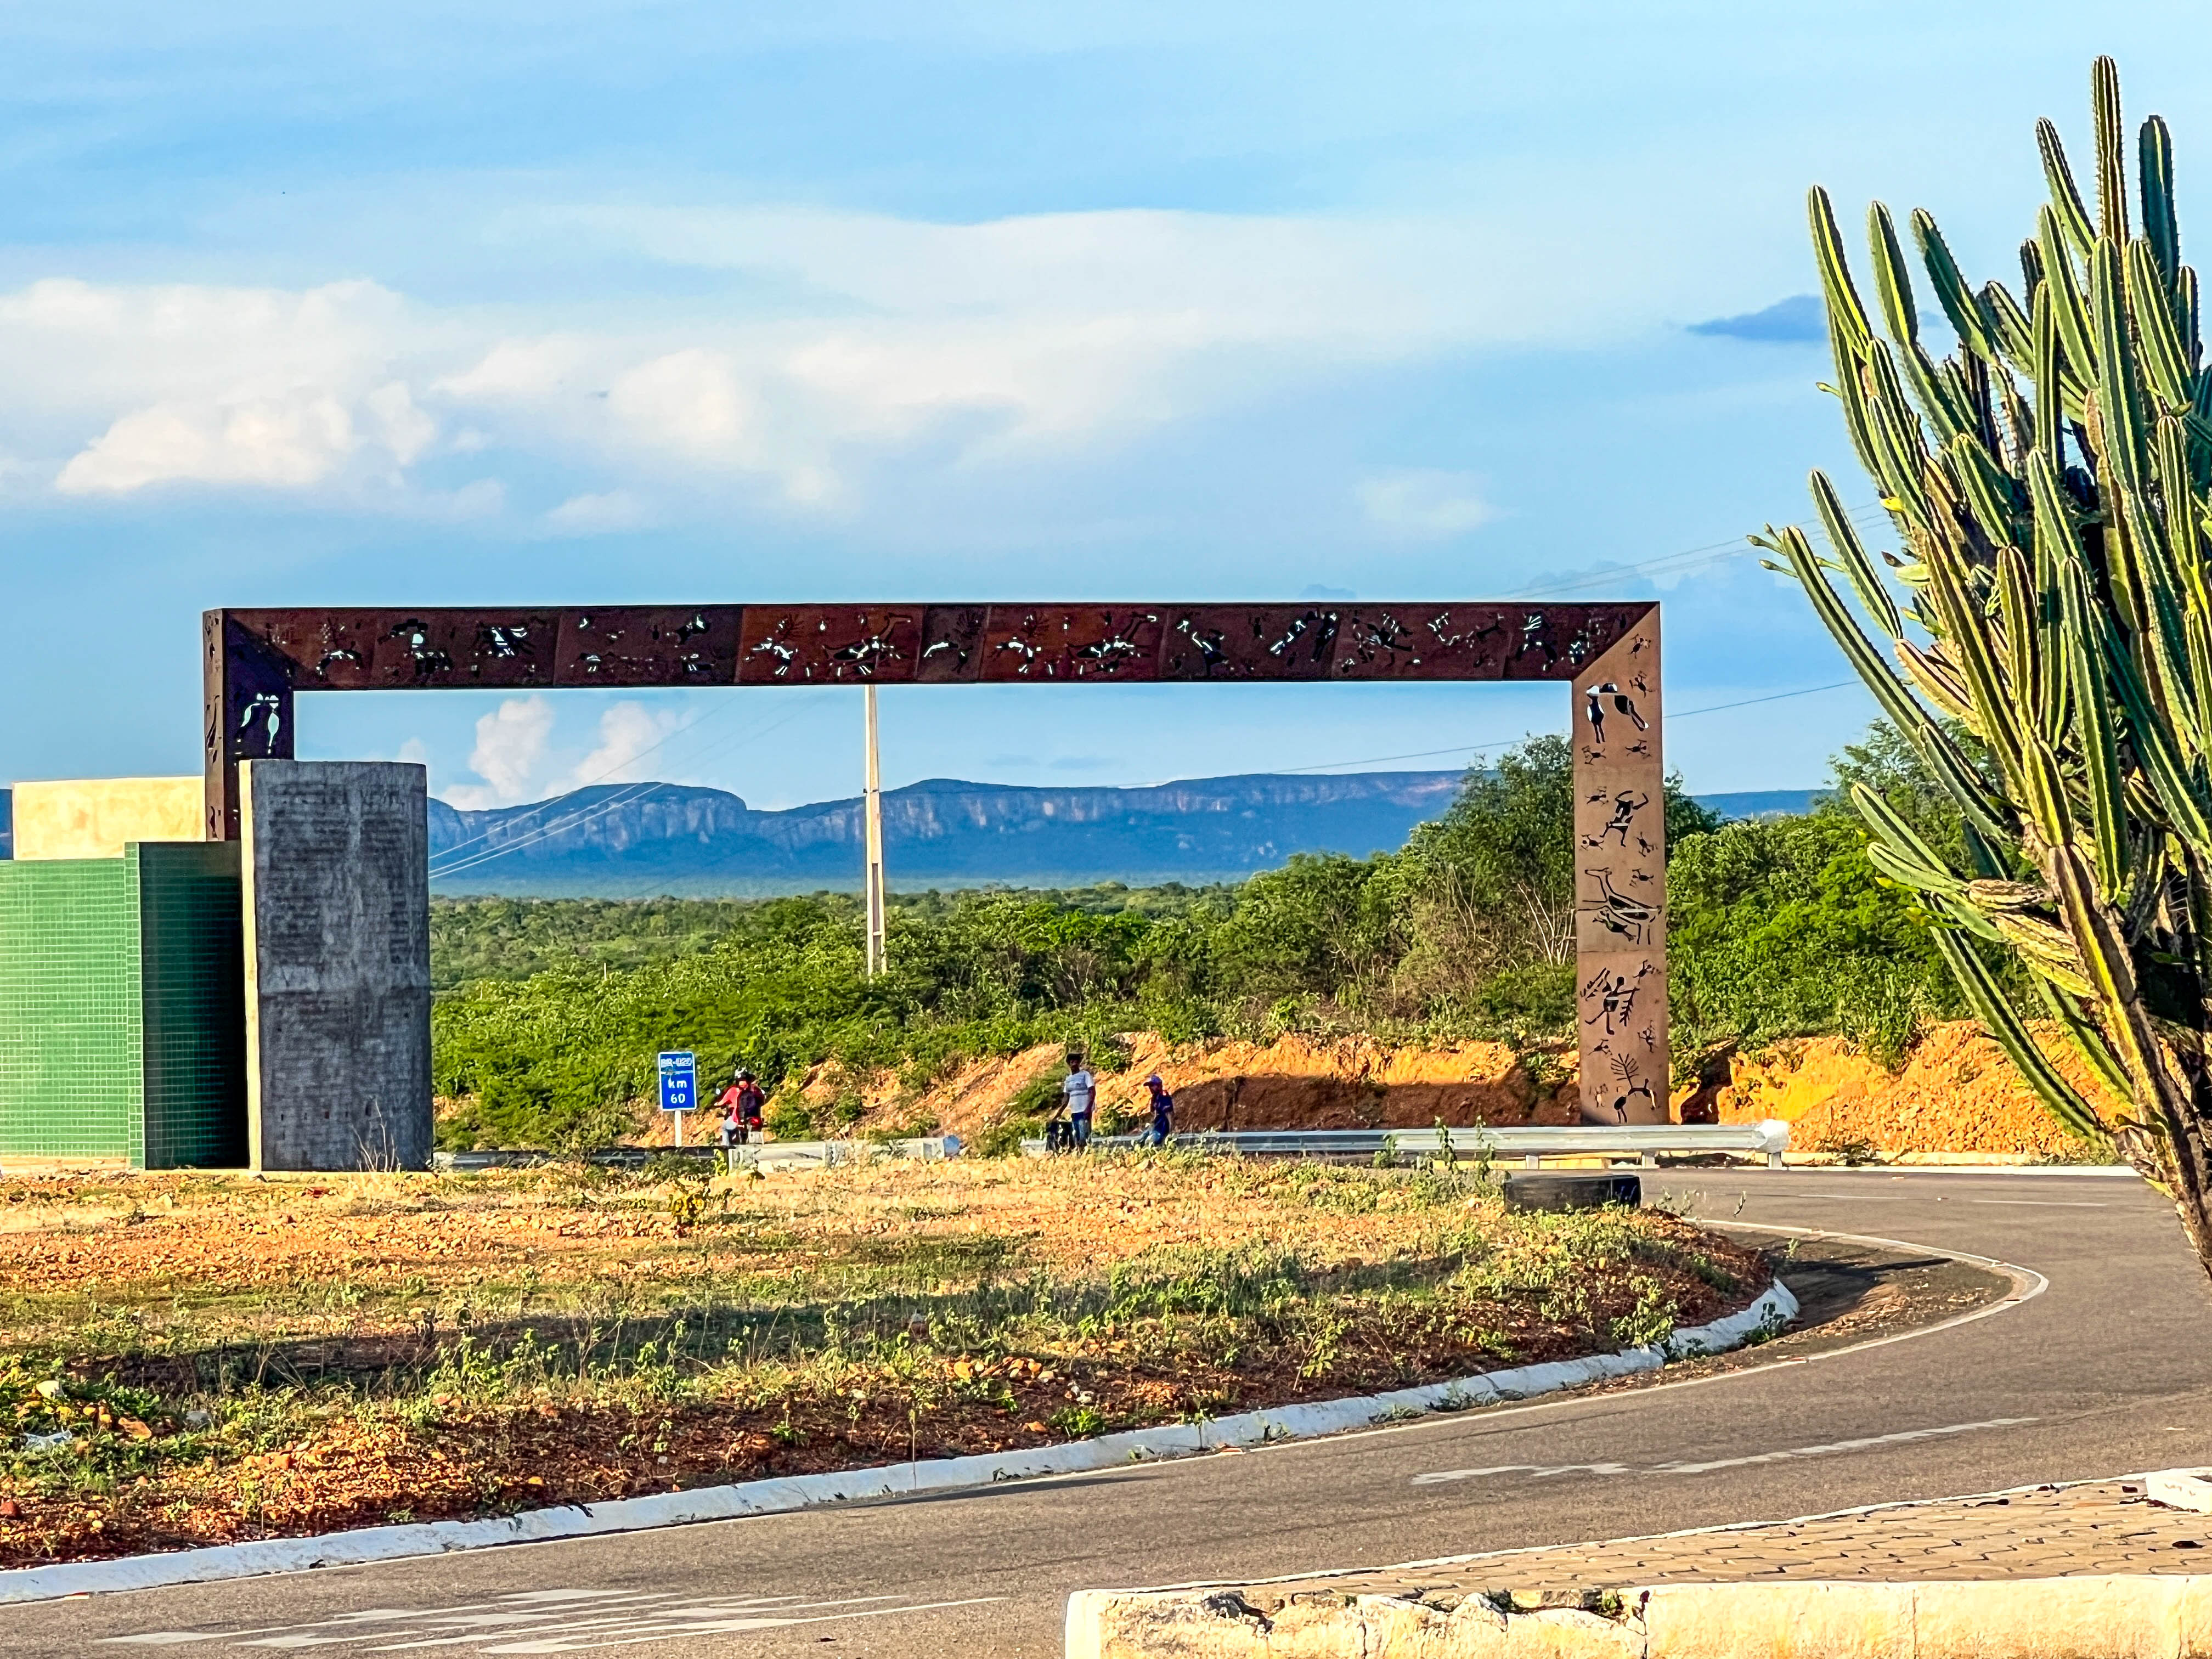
(1771, 57, 2212, 1273)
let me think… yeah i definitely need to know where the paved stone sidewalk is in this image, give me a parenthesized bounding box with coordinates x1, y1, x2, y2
(1228, 1480, 2211, 1613)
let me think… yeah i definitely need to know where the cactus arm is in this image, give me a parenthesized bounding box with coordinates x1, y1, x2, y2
(2039, 118, 2100, 257)
(2092, 58, 2131, 245)
(2080, 569, 2212, 843)
(1997, 547, 2046, 730)
(1779, 523, 2011, 836)
(1916, 209, 2000, 362)
(1927, 926, 2108, 1142)
(1870, 201, 1920, 343)
(1812, 469, 1904, 641)
(2034, 974, 2132, 1102)
(2130, 240, 2194, 411)
(2090, 239, 2151, 495)
(2040, 206, 2098, 382)
(2058, 565, 2132, 893)
(1983, 278, 2035, 374)
(2182, 264, 2203, 374)
(2032, 288, 2067, 478)
(2142, 114, 2182, 287)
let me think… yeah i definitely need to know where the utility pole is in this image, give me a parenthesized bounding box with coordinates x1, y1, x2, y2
(862, 683, 886, 977)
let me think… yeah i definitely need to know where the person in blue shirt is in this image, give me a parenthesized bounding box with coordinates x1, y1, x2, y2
(1142, 1073, 1173, 1147)
(1060, 1055, 1096, 1150)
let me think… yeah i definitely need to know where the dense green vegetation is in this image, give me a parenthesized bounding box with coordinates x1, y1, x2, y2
(431, 726, 1971, 1149)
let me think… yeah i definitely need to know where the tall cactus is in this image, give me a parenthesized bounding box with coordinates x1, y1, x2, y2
(1770, 57, 2212, 1273)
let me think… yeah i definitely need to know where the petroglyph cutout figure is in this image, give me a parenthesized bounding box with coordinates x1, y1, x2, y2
(1581, 965, 1644, 1035)
(1582, 790, 1650, 849)
(239, 692, 283, 752)
(387, 619, 454, 680)
(1581, 867, 1656, 946)
(1601, 1077, 1657, 1124)
(1517, 612, 1555, 667)
(1583, 681, 1650, 747)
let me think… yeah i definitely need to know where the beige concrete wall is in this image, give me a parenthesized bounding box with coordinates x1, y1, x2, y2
(12, 778, 204, 860)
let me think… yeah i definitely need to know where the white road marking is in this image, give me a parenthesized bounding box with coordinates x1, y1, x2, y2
(103, 1589, 1005, 1653)
(1966, 1199, 2109, 1207)
(1411, 1416, 2038, 1485)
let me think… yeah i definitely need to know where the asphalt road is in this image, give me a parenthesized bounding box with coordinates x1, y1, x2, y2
(17, 1169, 2212, 1658)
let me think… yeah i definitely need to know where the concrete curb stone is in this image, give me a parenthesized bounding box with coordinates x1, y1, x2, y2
(1068, 1575, 2212, 1659)
(0, 1284, 1796, 1605)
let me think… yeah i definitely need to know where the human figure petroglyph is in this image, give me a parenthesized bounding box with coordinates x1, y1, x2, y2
(1582, 790, 1649, 850)
(1581, 961, 1655, 1035)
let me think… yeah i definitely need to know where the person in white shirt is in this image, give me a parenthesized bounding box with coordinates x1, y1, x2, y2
(1060, 1056, 1096, 1150)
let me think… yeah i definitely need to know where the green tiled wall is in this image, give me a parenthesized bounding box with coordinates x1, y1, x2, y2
(0, 843, 245, 1167)
(139, 843, 246, 1168)
(0, 855, 144, 1163)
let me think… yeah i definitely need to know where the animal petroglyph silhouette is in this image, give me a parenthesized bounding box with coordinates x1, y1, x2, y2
(1584, 681, 1650, 747)
(1581, 867, 1656, 946)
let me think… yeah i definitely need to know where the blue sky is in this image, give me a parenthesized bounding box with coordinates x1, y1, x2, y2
(4, 4, 2203, 809)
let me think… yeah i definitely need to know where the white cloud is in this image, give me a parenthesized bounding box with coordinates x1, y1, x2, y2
(0, 205, 1700, 512)
(544, 488, 650, 534)
(444, 695, 555, 809)
(58, 395, 358, 494)
(572, 701, 684, 785)
(0, 278, 440, 496)
(1357, 468, 1497, 537)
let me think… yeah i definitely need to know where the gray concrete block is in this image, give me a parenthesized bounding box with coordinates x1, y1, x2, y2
(240, 761, 431, 1171)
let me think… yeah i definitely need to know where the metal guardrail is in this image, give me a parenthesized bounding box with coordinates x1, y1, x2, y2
(1020, 1122, 1790, 1169)
(432, 1135, 963, 1173)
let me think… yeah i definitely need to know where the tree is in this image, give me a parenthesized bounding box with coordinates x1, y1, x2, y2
(1385, 736, 1716, 1013)
(1769, 57, 2212, 1273)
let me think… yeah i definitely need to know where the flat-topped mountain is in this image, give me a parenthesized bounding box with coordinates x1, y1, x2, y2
(0, 778, 1817, 888)
(424, 771, 1468, 895)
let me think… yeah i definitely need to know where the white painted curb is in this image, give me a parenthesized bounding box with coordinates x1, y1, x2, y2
(0, 1283, 1795, 1605)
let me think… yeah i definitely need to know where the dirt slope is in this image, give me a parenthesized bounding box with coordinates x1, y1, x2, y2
(814, 1018, 2116, 1160)
(827, 1032, 1579, 1147)
(1711, 1019, 2117, 1160)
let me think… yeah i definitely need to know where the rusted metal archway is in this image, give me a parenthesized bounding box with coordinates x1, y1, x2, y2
(204, 601, 1666, 1122)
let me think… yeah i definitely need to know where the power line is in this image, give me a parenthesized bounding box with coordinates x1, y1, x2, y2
(427, 694, 743, 867)
(429, 693, 837, 879)
(1275, 679, 1864, 775)
(1509, 500, 1889, 600)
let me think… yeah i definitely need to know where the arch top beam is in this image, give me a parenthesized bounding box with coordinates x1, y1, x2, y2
(207, 601, 1653, 694)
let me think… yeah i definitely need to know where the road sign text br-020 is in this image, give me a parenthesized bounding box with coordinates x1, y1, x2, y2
(657, 1052, 696, 1113)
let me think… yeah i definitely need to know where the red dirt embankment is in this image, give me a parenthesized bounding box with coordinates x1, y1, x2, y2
(830, 1034, 1581, 1146)
(825, 1019, 2117, 1159)
(1710, 1018, 2118, 1160)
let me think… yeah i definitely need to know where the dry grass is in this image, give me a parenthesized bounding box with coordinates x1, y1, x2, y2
(0, 1154, 1765, 1565)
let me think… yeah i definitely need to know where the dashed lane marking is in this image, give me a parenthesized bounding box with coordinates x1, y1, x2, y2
(99, 1587, 1005, 1652)
(1410, 1417, 2039, 1485)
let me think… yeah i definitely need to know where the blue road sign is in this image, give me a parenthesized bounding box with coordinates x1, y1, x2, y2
(657, 1051, 697, 1113)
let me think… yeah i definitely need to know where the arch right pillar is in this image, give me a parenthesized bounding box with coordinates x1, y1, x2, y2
(1571, 612, 1667, 1123)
